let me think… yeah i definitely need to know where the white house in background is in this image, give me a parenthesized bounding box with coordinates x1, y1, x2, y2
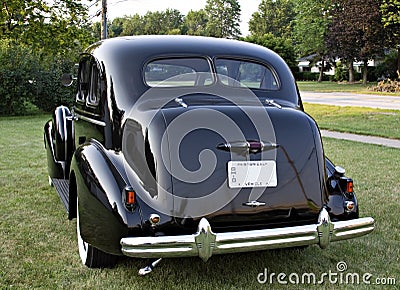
(298, 54, 375, 76)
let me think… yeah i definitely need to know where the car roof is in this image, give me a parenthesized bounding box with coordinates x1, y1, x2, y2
(88, 35, 280, 61)
(83, 35, 299, 108)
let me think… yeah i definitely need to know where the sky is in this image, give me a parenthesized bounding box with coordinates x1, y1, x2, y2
(87, 0, 262, 36)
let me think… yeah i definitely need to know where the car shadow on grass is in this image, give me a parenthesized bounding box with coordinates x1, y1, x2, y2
(115, 246, 347, 288)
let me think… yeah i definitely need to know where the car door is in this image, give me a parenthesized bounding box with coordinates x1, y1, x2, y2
(74, 55, 106, 149)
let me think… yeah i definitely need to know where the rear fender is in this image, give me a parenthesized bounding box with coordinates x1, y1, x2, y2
(71, 141, 143, 255)
(325, 158, 359, 219)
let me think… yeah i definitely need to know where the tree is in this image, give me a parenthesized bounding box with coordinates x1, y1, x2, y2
(0, 0, 93, 56)
(381, 0, 400, 73)
(143, 9, 184, 35)
(244, 34, 297, 70)
(143, 11, 166, 35)
(121, 14, 144, 36)
(0, 1, 95, 115)
(89, 22, 102, 41)
(118, 9, 184, 35)
(327, 0, 386, 85)
(204, 0, 241, 38)
(109, 17, 126, 38)
(249, 0, 296, 38)
(381, 0, 400, 34)
(326, 1, 358, 82)
(184, 10, 208, 36)
(293, 0, 331, 82)
(163, 9, 184, 34)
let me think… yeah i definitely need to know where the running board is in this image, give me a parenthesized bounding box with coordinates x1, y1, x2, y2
(52, 178, 70, 212)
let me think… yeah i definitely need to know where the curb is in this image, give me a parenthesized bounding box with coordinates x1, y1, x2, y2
(321, 130, 400, 149)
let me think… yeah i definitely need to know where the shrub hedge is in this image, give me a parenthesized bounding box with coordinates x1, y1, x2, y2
(0, 41, 76, 115)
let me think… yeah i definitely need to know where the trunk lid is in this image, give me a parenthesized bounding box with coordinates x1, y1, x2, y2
(159, 104, 325, 232)
(123, 97, 326, 233)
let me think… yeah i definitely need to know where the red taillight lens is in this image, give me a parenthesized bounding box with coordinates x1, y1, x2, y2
(125, 186, 136, 206)
(346, 180, 353, 193)
(339, 177, 354, 194)
(127, 191, 135, 204)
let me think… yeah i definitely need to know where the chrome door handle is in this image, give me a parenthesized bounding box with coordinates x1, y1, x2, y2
(67, 112, 78, 121)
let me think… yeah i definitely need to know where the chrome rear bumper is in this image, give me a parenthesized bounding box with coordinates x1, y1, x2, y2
(120, 208, 374, 262)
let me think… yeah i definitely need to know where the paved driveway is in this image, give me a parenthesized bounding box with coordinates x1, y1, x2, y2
(300, 91, 400, 110)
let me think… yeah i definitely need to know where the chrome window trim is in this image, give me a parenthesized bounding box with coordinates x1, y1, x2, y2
(75, 112, 106, 127)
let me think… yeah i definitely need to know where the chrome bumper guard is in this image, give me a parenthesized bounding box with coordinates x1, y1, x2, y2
(120, 208, 374, 262)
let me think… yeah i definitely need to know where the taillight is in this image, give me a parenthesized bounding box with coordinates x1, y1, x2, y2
(346, 180, 353, 193)
(339, 177, 353, 193)
(125, 186, 136, 210)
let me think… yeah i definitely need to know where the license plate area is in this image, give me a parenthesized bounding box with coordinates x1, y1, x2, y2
(228, 161, 277, 188)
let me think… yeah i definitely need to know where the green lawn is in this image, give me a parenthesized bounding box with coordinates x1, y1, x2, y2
(1, 114, 399, 289)
(304, 103, 400, 140)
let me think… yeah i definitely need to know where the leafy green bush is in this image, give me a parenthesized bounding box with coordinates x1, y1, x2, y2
(0, 41, 38, 115)
(31, 57, 76, 112)
(333, 61, 348, 82)
(0, 40, 76, 115)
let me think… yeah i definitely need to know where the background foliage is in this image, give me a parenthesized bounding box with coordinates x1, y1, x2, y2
(244, 33, 297, 70)
(0, 0, 95, 115)
(1, 0, 399, 115)
(249, 0, 295, 39)
(0, 41, 37, 115)
(0, 40, 77, 115)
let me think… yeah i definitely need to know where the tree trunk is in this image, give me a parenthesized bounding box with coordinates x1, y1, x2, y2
(348, 61, 355, 83)
(362, 60, 368, 86)
(318, 57, 324, 82)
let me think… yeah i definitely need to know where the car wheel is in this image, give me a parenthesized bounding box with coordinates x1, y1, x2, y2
(76, 197, 118, 268)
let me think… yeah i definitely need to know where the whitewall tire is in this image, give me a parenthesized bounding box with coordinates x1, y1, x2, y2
(76, 197, 118, 268)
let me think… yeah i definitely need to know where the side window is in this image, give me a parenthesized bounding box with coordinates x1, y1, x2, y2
(87, 63, 101, 107)
(76, 58, 90, 103)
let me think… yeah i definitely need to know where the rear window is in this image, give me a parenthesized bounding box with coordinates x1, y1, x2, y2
(145, 58, 213, 87)
(215, 59, 279, 90)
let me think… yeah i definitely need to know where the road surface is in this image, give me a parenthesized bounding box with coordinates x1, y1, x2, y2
(300, 91, 400, 110)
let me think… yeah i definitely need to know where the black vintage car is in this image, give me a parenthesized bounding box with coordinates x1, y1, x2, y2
(44, 35, 374, 274)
